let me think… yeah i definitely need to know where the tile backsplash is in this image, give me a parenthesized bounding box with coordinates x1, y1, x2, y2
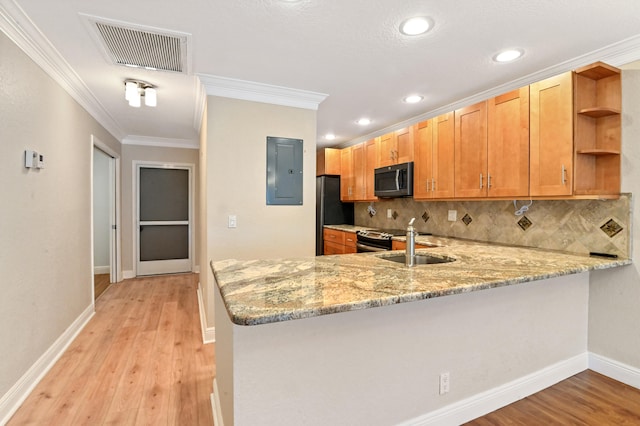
(355, 194, 632, 258)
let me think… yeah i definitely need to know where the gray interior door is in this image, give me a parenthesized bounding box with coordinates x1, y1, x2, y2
(136, 165, 192, 276)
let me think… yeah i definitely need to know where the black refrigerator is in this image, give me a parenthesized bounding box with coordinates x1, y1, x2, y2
(316, 176, 354, 255)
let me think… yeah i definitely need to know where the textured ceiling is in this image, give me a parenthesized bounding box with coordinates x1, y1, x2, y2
(4, 0, 640, 148)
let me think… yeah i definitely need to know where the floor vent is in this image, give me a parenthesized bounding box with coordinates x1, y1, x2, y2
(84, 15, 190, 74)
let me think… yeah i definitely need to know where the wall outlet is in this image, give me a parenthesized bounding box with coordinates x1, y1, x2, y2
(439, 372, 450, 395)
(387, 209, 393, 219)
(447, 210, 457, 222)
(228, 215, 237, 228)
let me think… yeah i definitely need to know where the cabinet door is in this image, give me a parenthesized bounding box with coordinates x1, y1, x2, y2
(455, 101, 488, 198)
(377, 133, 395, 167)
(432, 112, 455, 199)
(364, 139, 378, 200)
(487, 87, 530, 197)
(395, 127, 414, 164)
(413, 119, 434, 199)
(340, 147, 353, 201)
(530, 72, 573, 196)
(352, 142, 366, 200)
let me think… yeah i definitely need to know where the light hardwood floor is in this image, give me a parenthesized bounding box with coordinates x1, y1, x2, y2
(94, 273, 110, 300)
(8, 273, 215, 426)
(465, 369, 640, 425)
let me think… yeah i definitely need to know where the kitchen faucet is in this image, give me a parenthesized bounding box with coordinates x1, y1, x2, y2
(406, 217, 417, 267)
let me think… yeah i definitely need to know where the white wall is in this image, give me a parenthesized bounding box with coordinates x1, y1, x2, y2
(93, 148, 111, 272)
(0, 32, 120, 401)
(120, 144, 200, 276)
(588, 63, 640, 369)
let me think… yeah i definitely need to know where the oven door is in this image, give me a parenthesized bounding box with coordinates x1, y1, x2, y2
(356, 243, 389, 253)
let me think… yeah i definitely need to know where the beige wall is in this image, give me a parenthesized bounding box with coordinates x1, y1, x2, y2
(205, 96, 317, 325)
(120, 144, 200, 275)
(0, 32, 120, 398)
(588, 63, 640, 368)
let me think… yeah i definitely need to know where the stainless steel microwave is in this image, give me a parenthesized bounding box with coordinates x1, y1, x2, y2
(374, 162, 414, 198)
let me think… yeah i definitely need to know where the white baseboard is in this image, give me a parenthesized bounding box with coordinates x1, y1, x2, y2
(589, 352, 640, 390)
(0, 304, 95, 425)
(212, 379, 224, 426)
(399, 353, 588, 426)
(197, 282, 215, 344)
(93, 265, 109, 275)
(123, 270, 135, 279)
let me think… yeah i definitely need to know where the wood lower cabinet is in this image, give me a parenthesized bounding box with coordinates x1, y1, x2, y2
(391, 240, 433, 251)
(323, 228, 357, 255)
(530, 71, 574, 196)
(413, 112, 455, 199)
(487, 87, 530, 197)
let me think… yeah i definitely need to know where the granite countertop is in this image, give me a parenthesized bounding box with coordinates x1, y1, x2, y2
(211, 234, 631, 326)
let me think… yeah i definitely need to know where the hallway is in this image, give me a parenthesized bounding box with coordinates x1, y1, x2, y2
(8, 273, 215, 425)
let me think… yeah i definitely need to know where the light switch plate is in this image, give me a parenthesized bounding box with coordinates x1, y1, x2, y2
(447, 210, 457, 222)
(228, 215, 237, 228)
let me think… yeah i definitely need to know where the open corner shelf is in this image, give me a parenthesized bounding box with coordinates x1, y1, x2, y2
(574, 62, 620, 80)
(576, 149, 620, 156)
(577, 107, 621, 118)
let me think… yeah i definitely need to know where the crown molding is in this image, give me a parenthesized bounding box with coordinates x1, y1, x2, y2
(197, 73, 328, 111)
(122, 135, 199, 149)
(0, 0, 125, 141)
(340, 34, 640, 148)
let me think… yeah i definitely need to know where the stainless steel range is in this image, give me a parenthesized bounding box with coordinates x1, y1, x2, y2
(355, 229, 406, 252)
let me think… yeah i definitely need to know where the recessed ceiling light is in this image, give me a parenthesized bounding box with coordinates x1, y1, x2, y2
(325, 133, 336, 140)
(494, 49, 524, 63)
(399, 17, 433, 36)
(403, 95, 424, 104)
(357, 118, 371, 126)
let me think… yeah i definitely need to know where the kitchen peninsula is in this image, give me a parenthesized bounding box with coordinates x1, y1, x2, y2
(211, 240, 629, 425)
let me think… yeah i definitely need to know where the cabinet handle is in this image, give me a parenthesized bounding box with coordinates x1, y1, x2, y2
(479, 173, 484, 189)
(488, 174, 492, 189)
(432, 178, 436, 192)
(389, 150, 394, 161)
(426, 179, 431, 191)
(561, 165, 567, 185)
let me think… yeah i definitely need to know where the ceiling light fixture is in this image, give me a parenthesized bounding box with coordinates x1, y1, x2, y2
(399, 17, 433, 36)
(124, 79, 157, 107)
(356, 118, 371, 126)
(493, 49, 524, 63)
(325, 133, 336, 140)
(403, 94, 424, 104)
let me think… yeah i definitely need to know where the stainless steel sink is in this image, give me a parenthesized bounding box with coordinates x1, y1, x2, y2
(378, 254, 455, 265)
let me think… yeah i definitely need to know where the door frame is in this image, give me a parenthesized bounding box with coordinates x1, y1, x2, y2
(133, 161, 195, 276)
(90, 135, 122, 297)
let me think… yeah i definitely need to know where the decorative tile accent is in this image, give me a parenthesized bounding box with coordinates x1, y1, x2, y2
(517, 216, 533, 231)
(422, 211, 430, 222)
(392, 210, 398, 220)
(461, 213, 472, 226)
(600, 218, 623, 238)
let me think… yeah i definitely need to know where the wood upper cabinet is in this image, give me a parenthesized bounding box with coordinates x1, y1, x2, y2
(487, 87, 530, 197)
(377, 127, 414, 167)
(530, 71, 574, 196)
(340, 146, 354, 201)
(413, 112, 455, 199)
(455, 101, 488, 198)
(364, 139, 378, 201)
(352, 142, 366, 200)
(316, 148, 341, 176)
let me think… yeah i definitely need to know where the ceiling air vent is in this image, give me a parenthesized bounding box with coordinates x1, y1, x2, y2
(84, 15, 190, 74)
